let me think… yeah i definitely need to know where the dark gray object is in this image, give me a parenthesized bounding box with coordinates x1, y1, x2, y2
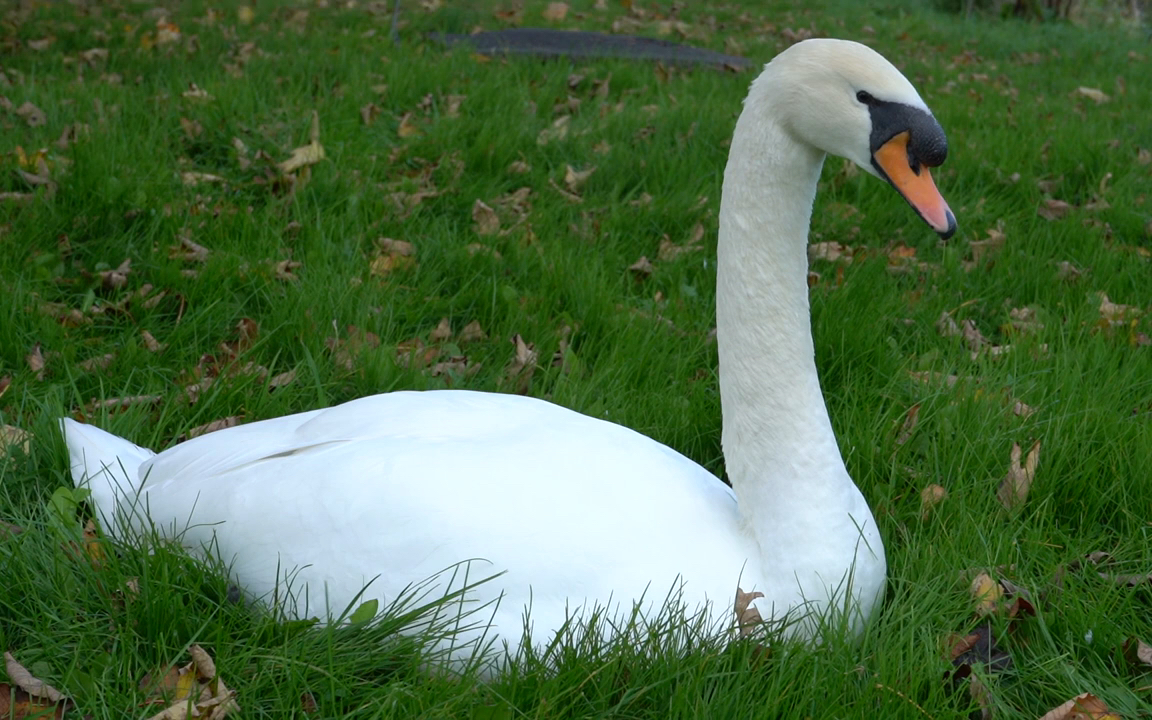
(430, 28, 754, 69)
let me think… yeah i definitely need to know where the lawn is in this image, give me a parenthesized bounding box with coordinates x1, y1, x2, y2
(1, 0, 1151, 717)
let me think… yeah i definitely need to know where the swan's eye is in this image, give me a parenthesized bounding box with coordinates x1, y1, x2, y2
(856, 90, 873, 104)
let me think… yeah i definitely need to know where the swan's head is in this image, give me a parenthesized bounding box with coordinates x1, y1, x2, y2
(760, 39, 956, 239)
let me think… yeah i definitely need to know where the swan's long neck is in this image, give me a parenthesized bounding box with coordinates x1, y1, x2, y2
(716, 82, 860, 564)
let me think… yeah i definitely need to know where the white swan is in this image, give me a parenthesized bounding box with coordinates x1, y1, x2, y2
(60, 39, 955, 671)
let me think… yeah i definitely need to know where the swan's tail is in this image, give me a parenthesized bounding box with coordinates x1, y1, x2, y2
(59, 418, 156, 535)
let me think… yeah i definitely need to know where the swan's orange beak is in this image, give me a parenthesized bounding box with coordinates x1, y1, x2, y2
(873, 131, 956, 239)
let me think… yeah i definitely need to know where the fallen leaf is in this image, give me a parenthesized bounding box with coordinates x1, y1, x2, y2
(505, 334, 537, 394)
(629, 255, 654, 279)
(459, 320, 487, 343)
(273, 259, 302, 283)
(537, 115, 570, 146)
(472, 199, 500, 235)
(1074, 86, 1110, 104)
(259, 368, 295, 391)
(1122, 637, 1152, 669)
(278, 111, 325, 173)
(1096, 292, 1141, 327)
(563, 165, 596, 194)
(808, 241, 852, 263)
(26, 344, 45, 380)
(397, 112, 420, 138)
(181, 171, 226, 186)
(99, 258, 132, 289)
(5, 652, 66, 704)
(1012, 401, 1035, 418)
(542, 2, 569, 21)
(508, 159, 531, 174)
(430, 318, 453, 342)
(920, 484, 947, 519)
(0, 375, 9, 400)
(969, 224, 1006, 262)
(360, 102, 380, 125)
(997, 440, 1041, 510)
(185, 416, 242, 439)
(170, 234, 211, 262)
(895, 403, 920, 445)
(141, 330, 166, 353)
(1038, 693, 1120, 720)
(1038, 198, 1072, 221)
(181, 82, 213, 101)
(141, 644, 239, 720)
(970, 572, 1004, 616)
(734, 587, 764, 637)
(327, 325, 380, 371)
(1056, 261, 1083, 282)
(78, 353, 116, 372)
(15, 101, 46, 127)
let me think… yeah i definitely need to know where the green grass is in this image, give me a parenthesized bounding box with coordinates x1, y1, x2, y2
(2, 0, 1151, 717)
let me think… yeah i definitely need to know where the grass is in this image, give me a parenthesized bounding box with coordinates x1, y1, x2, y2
(1, 0, 1151, 717)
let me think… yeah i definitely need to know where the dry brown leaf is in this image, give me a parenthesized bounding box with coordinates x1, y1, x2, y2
(1074, 86, 1110, 104)
(563, 165, 596, 194)
(507, 159, 531, 174)
(505, 334, 537, 394)
(170, 234, 211, 263)
(268, 369, 297, 389)
(4, 653, 65, 704)
(273, 259, 301, 283)
(1097, 292, 1141, 327)
(1012, 400, 1035, 418)
(397, 112, 420, 138)
(444, 94, 466, 117)
(430, 318, 453, 342)
(970, 224, 1006, 262)
(895, 403, 920, 445)
(88, 395, 163, 413)
(0, 426, 31, 462)
(1038, 198, 1072, 221)
(1123, 637, 1152, 668)
(141, 644, 238, 720)
(1057, 261, 1083, 282)
(970, 572, 1004, 616)
(301, 691, 319, 715)
(181, 83, 213, 101)
(15, 102, 46, 127)
(278, 111, 325, 174)
(997, 440, 1041, 510)
(142, 330, 166, 353)
(185, 416, 242, 439)
(472, 199, 500, 235)
(629, 255, 654, 279)
(360, 102, 380, 126)
(808, 241, 852, 263)
(459, 320, 487, 343)
(0, 375, 9, 400)
(26, 344, 45, 381)
(542, 2, 569, 20)
(734, 587, 764, 637)
(537, 115, 570, 146)
(1037, 693, 1119, 720)
(181, 171, 225, 186)
(0, 683, 68, 719)
(99, 257, 132, 289)
(920, 484, 948, 519)
(78, 353, 116, 372)
(327, 325, 380, 371)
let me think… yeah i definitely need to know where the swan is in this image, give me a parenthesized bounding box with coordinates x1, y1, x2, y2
(60, 39, 955, 671)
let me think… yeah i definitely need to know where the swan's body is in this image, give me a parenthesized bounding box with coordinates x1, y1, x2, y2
(61, 39, 955, 671)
